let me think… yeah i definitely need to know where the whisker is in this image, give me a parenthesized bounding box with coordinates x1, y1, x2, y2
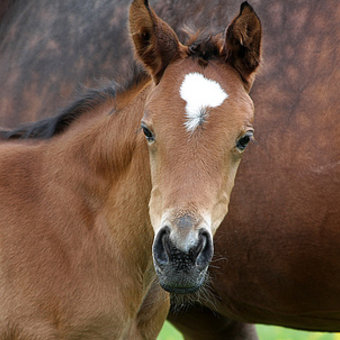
(169, 271, 220, 315)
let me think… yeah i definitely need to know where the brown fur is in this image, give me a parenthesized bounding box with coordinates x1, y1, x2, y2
(0, 1, 261, 338)
(0, 92, 166, 339)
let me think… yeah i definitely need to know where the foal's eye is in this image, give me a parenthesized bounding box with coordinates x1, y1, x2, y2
(141, 124, 155, 142)
(236, 131, 253, 151)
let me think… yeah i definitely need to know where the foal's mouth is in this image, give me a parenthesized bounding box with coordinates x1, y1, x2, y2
(153, 258, 209, 294)
(157, 271, 207, 294)
(161, 284, 201, 294)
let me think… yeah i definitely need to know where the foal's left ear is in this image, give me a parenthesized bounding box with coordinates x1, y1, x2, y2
(224, 2, 262, 91)
(129, 0, 186, 84)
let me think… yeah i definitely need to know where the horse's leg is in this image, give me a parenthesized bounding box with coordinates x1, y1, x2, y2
(129, 281, 170, 339)
(168, 303, 258, 340)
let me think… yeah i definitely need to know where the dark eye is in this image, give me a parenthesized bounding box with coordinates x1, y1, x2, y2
(141, 124, 155, 142)
(236, 131, 253, 151)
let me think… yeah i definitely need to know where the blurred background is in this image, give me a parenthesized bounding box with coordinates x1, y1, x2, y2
(158, 322, 340, 340)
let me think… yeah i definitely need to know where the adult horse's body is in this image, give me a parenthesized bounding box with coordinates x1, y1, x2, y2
(0, 0, 262, 338)
(0, 0, 133, 127)
(168, 1, 340, 338)
(0, 1, 339, 339)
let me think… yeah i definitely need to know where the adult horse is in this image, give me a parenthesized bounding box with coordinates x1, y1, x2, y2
(1, 1, 339, 339)
(168, 2, 340, 339)
(0, 0, 262, 338)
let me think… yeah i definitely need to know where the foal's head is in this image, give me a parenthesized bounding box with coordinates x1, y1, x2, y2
(130, 0, 261, 293)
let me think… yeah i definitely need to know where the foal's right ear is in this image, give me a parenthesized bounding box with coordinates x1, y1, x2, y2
(129, 0, 186, 84)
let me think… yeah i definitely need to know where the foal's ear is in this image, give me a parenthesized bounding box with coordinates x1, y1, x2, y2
(129, 0, 186, 84)
(224, 2, 262, 91)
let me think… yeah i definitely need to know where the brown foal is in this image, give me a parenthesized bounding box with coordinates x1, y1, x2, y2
(0, 1, 261, 338)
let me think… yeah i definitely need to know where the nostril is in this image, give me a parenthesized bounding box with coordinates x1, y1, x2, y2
(152, 227, 171, 266)
(190, 233, 206, 258)
(196, 230, 214, 267)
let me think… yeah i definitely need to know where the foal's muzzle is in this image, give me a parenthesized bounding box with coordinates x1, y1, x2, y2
(152, 226, 213, 294)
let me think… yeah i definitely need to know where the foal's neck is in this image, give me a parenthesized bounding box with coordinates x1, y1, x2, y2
(46, 80, 155, 277)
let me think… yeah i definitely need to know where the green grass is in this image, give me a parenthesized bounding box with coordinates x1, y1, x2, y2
(158, 322, 184, 340)
(158, 322, 340, 340)
(256, 325, 340, 340)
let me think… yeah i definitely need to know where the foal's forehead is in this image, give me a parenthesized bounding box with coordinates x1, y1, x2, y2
(146, 59, 254, 130)
(169, 58, 244, 92)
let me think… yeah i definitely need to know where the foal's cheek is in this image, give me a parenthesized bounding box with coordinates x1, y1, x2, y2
(209, 158, 242, 234)
(148, 191, 163, 233)
(146, 152, 164, 233)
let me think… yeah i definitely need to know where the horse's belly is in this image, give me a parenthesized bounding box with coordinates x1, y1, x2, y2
(211, 220, 340, 331)
(213, 289, 340, 332)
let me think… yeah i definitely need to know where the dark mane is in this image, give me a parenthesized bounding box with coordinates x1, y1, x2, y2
(0, 86, 116, 140)
(0, 63, 149, 140)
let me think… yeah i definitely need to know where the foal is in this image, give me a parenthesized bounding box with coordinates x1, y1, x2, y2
(0, 0, 261, 338)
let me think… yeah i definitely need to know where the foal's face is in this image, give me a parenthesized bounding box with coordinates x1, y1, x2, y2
(142, 59, 254, 293)
(130, 0, 261, 293)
